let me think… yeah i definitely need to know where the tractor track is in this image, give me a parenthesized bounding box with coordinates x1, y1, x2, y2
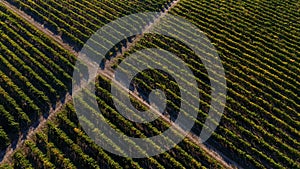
(0, 0, 240, 168)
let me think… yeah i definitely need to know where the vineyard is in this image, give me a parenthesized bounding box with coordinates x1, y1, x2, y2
(4, 0, 173, 50)
(0, 0, 299, 168)
(0, 3, 77, 151)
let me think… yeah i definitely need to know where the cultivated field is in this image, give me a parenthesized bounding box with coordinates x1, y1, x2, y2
(0, 0, 299, 168)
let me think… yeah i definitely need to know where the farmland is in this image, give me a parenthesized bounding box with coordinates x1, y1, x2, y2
(0, 3, 77, 151)
(0, 0, 299, 168)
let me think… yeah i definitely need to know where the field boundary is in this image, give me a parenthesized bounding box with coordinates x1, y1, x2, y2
(0, 0, 239, 168)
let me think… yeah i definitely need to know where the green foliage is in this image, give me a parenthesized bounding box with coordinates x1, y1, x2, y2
(1, 0, 299, 168)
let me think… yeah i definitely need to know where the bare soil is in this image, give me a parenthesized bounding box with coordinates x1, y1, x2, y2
(0, 0, 240, 168)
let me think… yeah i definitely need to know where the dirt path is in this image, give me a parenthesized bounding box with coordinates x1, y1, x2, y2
(0, 0, 240, 168)
(0, 0, 78, 56)
(0, 0, 79, 164)
(0, 94, 73, 164)
(98, 71, 238, 169)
